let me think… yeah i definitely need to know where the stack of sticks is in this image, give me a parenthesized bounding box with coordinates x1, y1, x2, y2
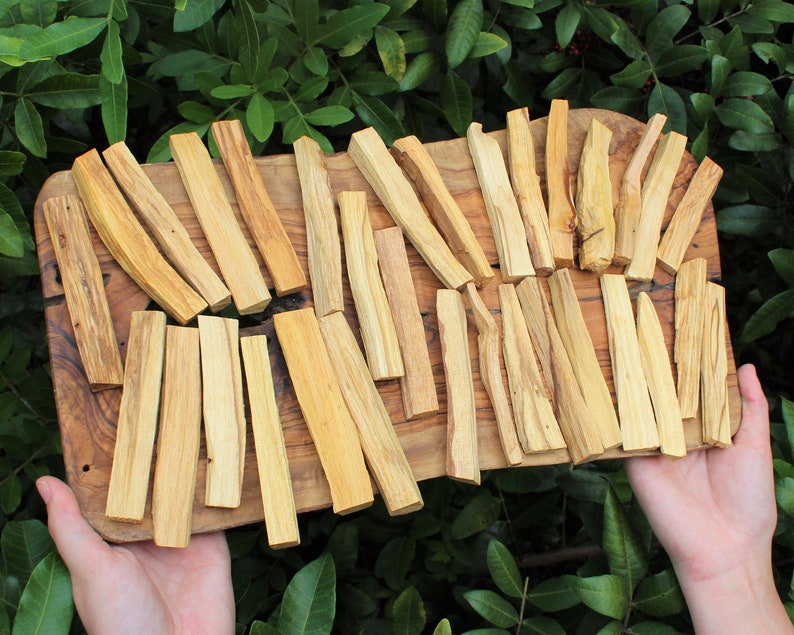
(42, 102, 730, 548)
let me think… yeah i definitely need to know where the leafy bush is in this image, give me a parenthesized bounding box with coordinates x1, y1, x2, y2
(0, 0, 792, 633)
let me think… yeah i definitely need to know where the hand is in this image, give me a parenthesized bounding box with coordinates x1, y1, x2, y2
(36, 476, 235, 635)
(625, 364, 793, 634)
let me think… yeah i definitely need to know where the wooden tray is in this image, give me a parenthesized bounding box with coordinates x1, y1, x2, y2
(34, 108, 741, 543)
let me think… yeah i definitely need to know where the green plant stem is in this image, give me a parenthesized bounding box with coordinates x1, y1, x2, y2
(515, 576, 529, 635)
(516, 544, 602, 568)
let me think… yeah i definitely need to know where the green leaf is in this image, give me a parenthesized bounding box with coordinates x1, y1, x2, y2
(751, 0, 794, 23)
(0, 474, 22, 513)
(521, 616, 566, 635)
(246, 94, 274, 142)
(603, 486, 647, 590)
(573, 575, 630, 620)
(14, 98, 46, 158)
(18, 16, 106, 60)
(173, 0, 225, 32)
(590, 86, 645, 113)
(646, 6, 690, 57)
(469, 31, 508, 59)
(178, 101, 215, 124)
(393, 586, 426, 635)
(27, 72, 101, 108)
(648, 83, 686, 134)
(710, 55, 732, 95)
(541, 67, 581, 100)
(303, 106, 354, 127)
(20, 0, 58, 27)
(698, 0, 720, 23)
(400, 51, 440, 91)
(375, 26, 406, 81)
(486, 540, 523, 599)
(236, 0, 260, 82)
(293, 76, 329, 103)
(375, 536, 416, 590)
(450, 490, 499, 540)
(528, 575, 581, 611)
(147, 122, 209, 163)
(354, 95, 406, 144)
(716, 204, 782, 236)
(629, 621, 684, 635)
(595, 622, 625, 635)
(100, 19, 123, 84)
(777, 475, 794, 516)
(0, 181, 32, 251)
(303, 47, 328, 77)
(445, 0, 483, 69)
(770, 249, 794, 286)
(752, 42, 789, 72)
(741, 290, 794, 342)
(715, 98, 775, 134)
(11, 553, 72, 635)
(1, 521, 54, 584)
(249, 620, 279, 635)
(610, 59, 652, 89)
(277, 553, 336, 635)
(316, 4, 390, 48)
(555, 3, 581, 49)
(100, 73, 127, 144)
(654, 45, 709, 78)
(211, 84, 255, 99)
(351, 71, 399, 96)
(440, 70, 472, 137)
(633, 569, 685, 617)
(721, 71, 774, 98)
(294, 0, 319, 43)
(0, 151, 25, 176)
(432, 618, 452, 635)
(610, 20, 644, 60)
(729, 131, 779, 152)
(463, 589, 519, 628)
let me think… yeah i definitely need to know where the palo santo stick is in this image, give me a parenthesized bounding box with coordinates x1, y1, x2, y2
(348, 127, 473, 290)
(506, 107, 554, 276)
(391, 135, 493, 287)
(657, 157, 723, 274)
(72, 150, 207, 325)
(273, 308, 374, 514)
(105, 311, 166, 522)
(240, 335, 300, 548)
(624, 131, 687, 281)
(576, 119, 615, 273)
(43, 195, 123, 390)
(437, 289, 480, 484)
(467, 122, 535, 282)
(339, 191, 404, 380)
(701, 282, 731, 447)
(613, 113, 667, 265)
(548, 269, 622, 450)
(212, 120, 307, 296)
(293, 135, 344, 316)
(152, 326, 201, 548)
(198, 315, 245, 508)
(545, 99, 576, 268)
(462, 283, 523, 466)
(169, 132, 271, 315)
(600, 274, 660, 452)
(102, 141, 231, 312)
(636, 293, 686, 459)
(373, 226, 439, 419)
(675, 257, 707, 420)
(498, 284, 566, 454)
(318, 312, 423, 515)
(514, 277, 603, 463)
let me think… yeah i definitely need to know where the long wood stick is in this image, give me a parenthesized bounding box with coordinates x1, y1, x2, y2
(240, 335, 300, 548)
(462, 283, 523, 466)
(515, 278, 553, 399)
(339, 191, 404, 380)
(467, 122, 535, 282)
(43, 195, 123, 390)
(613, 113, 667, 265)
(71, 149, 207, 325)
(169, 132, 271, 314)
(106, 311, 166, 522)
(437, 289, 480, 484)
(675, 257, 707, 420)
(318, 312, 423, 515)
(701, 282, 731, 447)
(102, 141, 231, 312)
(391, 135, 493, 287)
(636, 293, 686, 459)
(273, 308, 374, 514)
(545, 99, 576, 268)
(212, 120, 307, 296)
(506, 107, 554, 276)
(600, 274, 659, 451)
(198, 315, 245, 508)
(657, 157, 723, 274)
(293, 135, 344, 316)
(152, 326, 201, 548)
(373, 226, 439, 419)
(348, 127, 473, 290)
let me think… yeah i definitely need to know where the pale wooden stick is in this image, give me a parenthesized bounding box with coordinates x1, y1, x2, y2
(576, 118, 615, 273)
(43, 195, 123, 390)
(613, 113, 667, 265)
(273, 308, 374, 514)
(636, 293, 686, 459)
(198, 315, 245, 508)
(701, 282, 731, 447)
(624, 131, 687, 281)
(106, 311, 166, 522)
(102, 141, 231, 312)
(348, 127, 473, 290)
(240, 335, 300, 548)
(71, 150, 207, 325)
(212, 120, 307, 296)
(600, 274, 660, 451)
(152, 326, 201, 548)
(467, 122, 535, 282)
(391, 135, 493, 287)
(548, 269, 622, 450)
(657, 157, 723, 274)
(513, 277, 603, 463)
(339, 191, 404, 380)
(373, 226, 439, 419)
(675, 257, 707, 420)
(318, 312, 423, 515)
(545, 99, 576, 268)
(498, 284, 566, 454)
(437, 289, 480, 484)
(506, 107, 554, 276)
(169, 132, 271, 315)
(293, 135, 344, 316)
(462, 283, 523, 466)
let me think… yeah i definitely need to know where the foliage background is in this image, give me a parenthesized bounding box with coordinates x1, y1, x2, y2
(0, 0, 792, 633)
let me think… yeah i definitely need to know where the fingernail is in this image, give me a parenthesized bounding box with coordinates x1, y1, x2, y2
(36, 478, 52, 504)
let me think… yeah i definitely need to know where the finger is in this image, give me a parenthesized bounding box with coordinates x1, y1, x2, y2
(732, 364, 771, 449)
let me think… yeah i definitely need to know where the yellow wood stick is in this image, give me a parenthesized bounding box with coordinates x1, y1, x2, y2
(701, 282, 731, 447)
(675, 257, 708, 419)
(545, 99, 576, 268)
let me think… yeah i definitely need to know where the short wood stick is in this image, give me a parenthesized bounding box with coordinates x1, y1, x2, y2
(701, 282, 731, 447)
(545, 99, 576, 268)
(675, 257, 707, 419)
